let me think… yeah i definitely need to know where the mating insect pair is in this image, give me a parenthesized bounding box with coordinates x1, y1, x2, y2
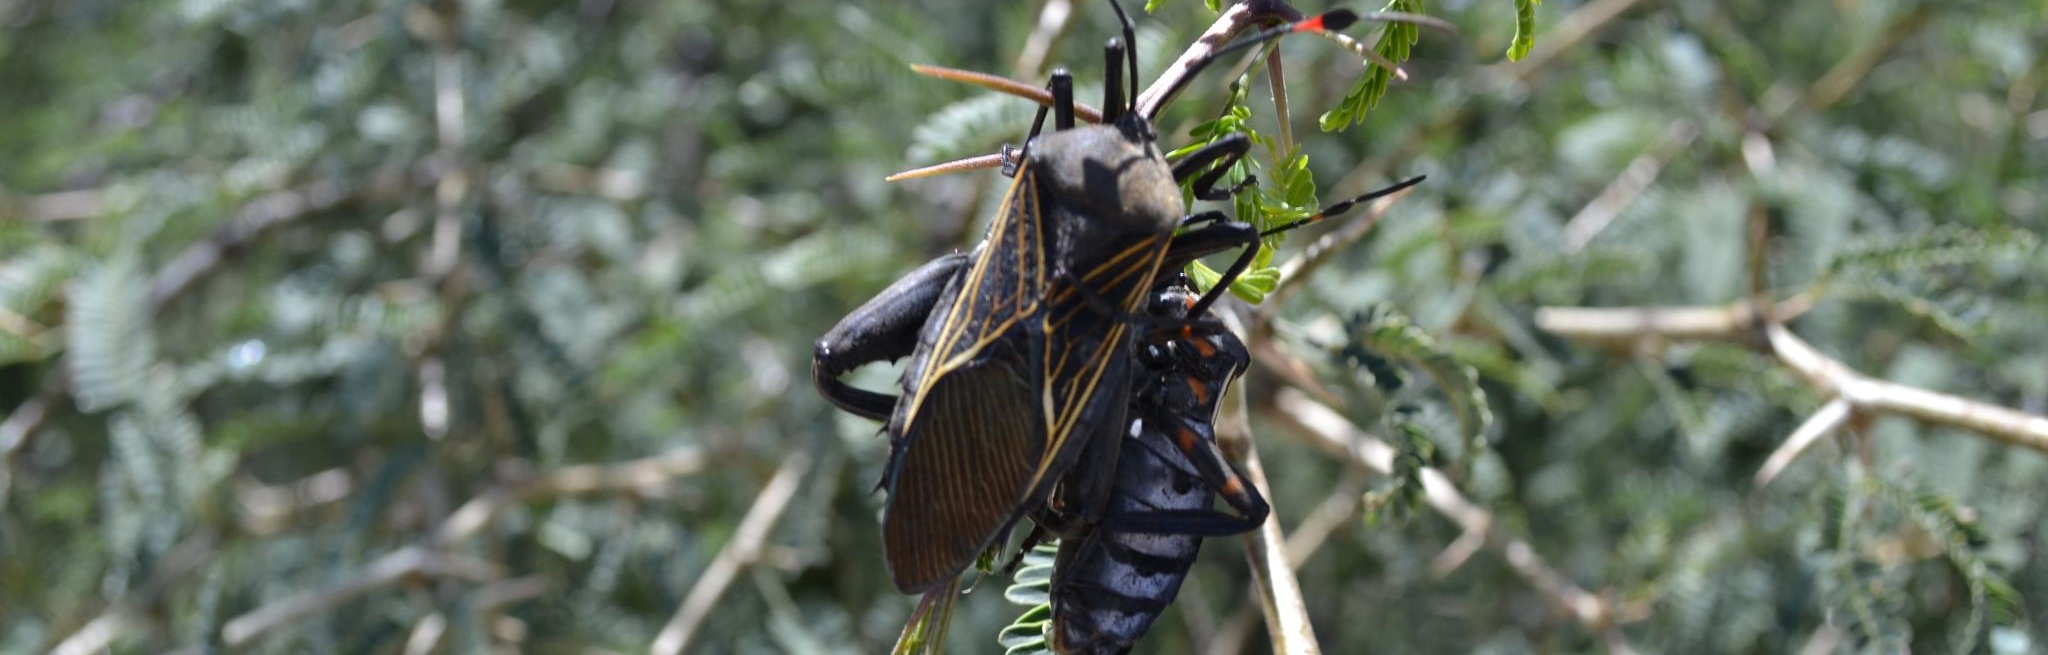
(813, 1, 1420, 651)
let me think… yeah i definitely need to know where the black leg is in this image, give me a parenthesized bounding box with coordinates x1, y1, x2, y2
(813, 253, 970, 421)
(1158, 218, 1263, 321)
(1056, 269, 1196, 327)
(1149, 412, 1270, 522)
(1011, 69, 1076, 176)
(1171, 134, 1252, 201)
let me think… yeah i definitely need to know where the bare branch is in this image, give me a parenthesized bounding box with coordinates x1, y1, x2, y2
(1766, 324, 2048, 454)
(1539, 298, 2048, 454)
(0, 188, 105, 222)
(435, 446, 707, 545)
(47, 531, 218, 655)
(1136, 2, 1264, 119)
(1755, 398, 1852, 487)
(1800, 6, 1935, 115)
(1013, 0, 1076, 79)
(1216, 307, 1321, 655)
(1561, 120, 1697, 252)
(651, 452, 811, 655)
(221, 547, 501, 647)
(1234, 441, 1323, 655)
(1532, 295, 1812, 345)
(148, 178, 363, 313)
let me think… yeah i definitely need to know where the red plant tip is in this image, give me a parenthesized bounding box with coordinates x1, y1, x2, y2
(1302, 9, 1358, 33)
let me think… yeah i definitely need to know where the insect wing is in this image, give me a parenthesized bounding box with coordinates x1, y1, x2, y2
(885, 166, 1052, 593)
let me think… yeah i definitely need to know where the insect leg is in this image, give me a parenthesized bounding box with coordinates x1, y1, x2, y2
(1104, 416, 1270, 536)
(813, 252, 970, 421)
(1170, 133, 1253, 201)
(1167, 175, 1428, 320)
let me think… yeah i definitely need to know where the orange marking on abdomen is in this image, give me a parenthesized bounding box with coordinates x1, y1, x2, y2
(1220, 476, 1245, 497)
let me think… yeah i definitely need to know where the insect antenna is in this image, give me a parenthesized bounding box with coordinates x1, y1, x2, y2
(1146, 9, 1359, 121)
(1259, 174, 1426, 237)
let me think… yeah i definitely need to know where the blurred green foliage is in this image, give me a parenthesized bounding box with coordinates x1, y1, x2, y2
(1, 0, 2045, 653)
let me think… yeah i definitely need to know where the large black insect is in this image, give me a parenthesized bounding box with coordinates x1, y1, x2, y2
(1046, 282, 1268, 654)
(813, 4, 1365, 595)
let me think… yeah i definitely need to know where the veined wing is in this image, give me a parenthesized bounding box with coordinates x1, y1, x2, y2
(1035, 231, 1171, 481)
(884, 164, 1050, 594)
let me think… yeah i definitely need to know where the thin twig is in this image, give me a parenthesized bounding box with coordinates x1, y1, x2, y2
(1217, 307, 1321, 655)
(434, 446, 706, 545)
(1013, 0, 1076, 79)
(1268, 47, 1294, 156)
(1755, 397, 1852, 487)
(46, 531, 218, 655)
(1536, 303, 2048, 454)
(1798, 6, 1935, 116)
(221, 548, 502, 647)
(1560, 120, 1697, 252)
(211, 447, 705, 646)
(1532, 295, 1812, 346)
(1766, 323, 2048, 454)
(1136, 2, 1266, 119)
(651, 452, 811, 655)
(0, 188, 105, 222)
(0, 306, 50, 345)
(148, 178, 363, 313)
(1235, 437, 1323, 655)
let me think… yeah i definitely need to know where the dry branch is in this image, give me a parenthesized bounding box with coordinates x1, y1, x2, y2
(221, 548, 502, 647)
(1755, 397, 1852, 487)
(651, 452, 811, 655)
(1560, 120, 1697, 252)
(1766, 323, 2048, 453)
(46, 531, 218, 655)
(209, 446, 708, 646)
(1536, 302, 2048, 456)
(435, 446, 707, 545)
(1217, 307, 1323, 655)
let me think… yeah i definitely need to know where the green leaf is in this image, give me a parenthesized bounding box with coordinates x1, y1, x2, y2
(1171, 83, 1308, 304)
(1507, 0, 1540, 61)
(1334, 306, 1495, 474)
(67, 250, 156, 412)
(1877, 480, 2023, 652)
(1820, 225, 2038, 281)
(996, 542, 1059, 655)
(1320, 0, 1424, 131)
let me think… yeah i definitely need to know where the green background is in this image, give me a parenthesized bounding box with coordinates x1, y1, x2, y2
(2, 0, 2044, 652)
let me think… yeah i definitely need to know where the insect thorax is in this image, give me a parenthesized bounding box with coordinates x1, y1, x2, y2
(1028, 121, 1183, 239)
